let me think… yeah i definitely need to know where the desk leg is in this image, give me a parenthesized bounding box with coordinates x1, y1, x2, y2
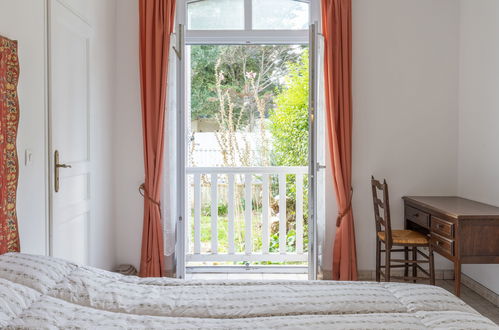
(454, 262, 461, 297)
(412, 247, 417, 283)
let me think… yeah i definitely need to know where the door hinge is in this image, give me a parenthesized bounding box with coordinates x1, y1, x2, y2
(317, 162, 326, 170)
(179, 216, 183, 222)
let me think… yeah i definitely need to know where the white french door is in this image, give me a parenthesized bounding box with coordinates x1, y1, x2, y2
(48, 0, 93, 265)
(175, 0, 322, 280)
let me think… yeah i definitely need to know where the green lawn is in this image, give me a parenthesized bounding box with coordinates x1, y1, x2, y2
(189, 210, 308, 264)
(193, 214, 263, 254)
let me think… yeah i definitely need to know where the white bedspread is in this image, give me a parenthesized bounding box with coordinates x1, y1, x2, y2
(0, 253, 496, 329)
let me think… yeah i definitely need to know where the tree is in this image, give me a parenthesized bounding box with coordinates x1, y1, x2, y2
(191, 45, 301, 166)
(270, 50, 309, 167)
(190, 45, 300, 123)
(269, 50, 310, 243)
(190, 45, 220, 119)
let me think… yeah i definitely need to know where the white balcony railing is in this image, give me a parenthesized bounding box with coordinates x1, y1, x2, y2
(186, 166, 308, 263)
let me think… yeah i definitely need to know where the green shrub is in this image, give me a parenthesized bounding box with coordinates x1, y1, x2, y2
(218, 203, 228, 216)
(269, 50, 309, 168)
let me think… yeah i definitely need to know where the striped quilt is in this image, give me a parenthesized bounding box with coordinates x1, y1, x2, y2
(0, 253, 496, 329)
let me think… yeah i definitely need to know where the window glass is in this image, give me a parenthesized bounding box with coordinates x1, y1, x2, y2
(187, 0, 245, 30)
(252, 0, 309, 30)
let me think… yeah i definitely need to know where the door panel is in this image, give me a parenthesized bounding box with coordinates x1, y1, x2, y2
(52, 213, 89, 263)
(49, 0, 92, 265)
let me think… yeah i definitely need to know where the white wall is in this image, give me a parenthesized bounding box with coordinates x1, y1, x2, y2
(114, 0, 144, 269)
(0, 0, 117, 270)
(86, 0, 118, 270)
(323, 0, 460, 276)
(113, 0, 461, 274)
(0, 0, 49, 255)
(112, 1, 499, 297)
(458, 0, 499, 294)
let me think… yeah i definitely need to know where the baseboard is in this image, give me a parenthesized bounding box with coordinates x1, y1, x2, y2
(461, 273, 499, 307)
(322, 268, 499, 308)
(322, 269, 454, 281)
(356, 269, 455, 281)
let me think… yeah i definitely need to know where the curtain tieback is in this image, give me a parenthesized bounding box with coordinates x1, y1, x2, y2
(336, 187, 353, 228)
(139, 183, 161, 208)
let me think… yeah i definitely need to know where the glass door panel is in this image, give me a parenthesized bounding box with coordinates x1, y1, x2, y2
(185, 44, 311, 270)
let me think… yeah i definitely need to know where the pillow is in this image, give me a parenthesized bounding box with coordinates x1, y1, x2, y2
(0, 277, 40, 327)
(0, 253, 77, 293)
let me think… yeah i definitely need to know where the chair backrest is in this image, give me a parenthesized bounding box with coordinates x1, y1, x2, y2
(371, 176, 392, 246)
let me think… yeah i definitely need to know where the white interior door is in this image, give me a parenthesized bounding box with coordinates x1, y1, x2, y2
(49, 0, 92, 265)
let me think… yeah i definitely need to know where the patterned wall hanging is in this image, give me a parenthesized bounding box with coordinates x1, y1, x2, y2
(0, 35, 20, 254)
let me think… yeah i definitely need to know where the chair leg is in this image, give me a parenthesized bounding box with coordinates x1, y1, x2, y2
(385, 248, 391, 282)
(376, 238, 381, 282)
(404, 247, 409, 280)
(429, 245, 435, 285)
(412, 247, 417, 283)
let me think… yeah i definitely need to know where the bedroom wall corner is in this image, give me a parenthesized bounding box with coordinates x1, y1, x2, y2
(458, 0, 499, 295)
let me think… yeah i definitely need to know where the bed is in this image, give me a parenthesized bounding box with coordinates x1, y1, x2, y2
(0, 253, 496, 329)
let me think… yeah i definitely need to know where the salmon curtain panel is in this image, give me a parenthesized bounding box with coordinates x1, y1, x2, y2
(321, 0, 358, 280)
(138, 0, 176, 277)
(0, 36, 20, 254)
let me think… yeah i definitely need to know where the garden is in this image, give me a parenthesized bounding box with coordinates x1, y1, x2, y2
(187, 44, 310, 264)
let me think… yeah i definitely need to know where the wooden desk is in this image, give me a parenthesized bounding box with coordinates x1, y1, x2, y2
(403, 196, 499, 296)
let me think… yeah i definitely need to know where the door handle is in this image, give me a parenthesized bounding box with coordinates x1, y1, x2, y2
(54, 150, 71, 192)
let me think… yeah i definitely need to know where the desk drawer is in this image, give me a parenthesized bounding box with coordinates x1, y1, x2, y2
(405, 206, 429, 228)
(431, 233, 454, 256)
(431, 216, 454, 239)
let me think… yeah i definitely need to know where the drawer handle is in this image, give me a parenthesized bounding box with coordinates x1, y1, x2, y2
(413, 213, 419, 217)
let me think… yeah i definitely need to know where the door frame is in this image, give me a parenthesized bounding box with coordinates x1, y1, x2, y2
(308, 21, 319, 280)
(175, 0, 321, 279)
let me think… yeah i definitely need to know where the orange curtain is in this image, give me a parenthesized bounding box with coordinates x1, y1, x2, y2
(138, 0, 176, 277)
(321, 0, 358, 280)
(0, 36, 20, 254)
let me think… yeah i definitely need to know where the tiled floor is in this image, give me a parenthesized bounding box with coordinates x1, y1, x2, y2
(184, 273, 498, 324)
(436, 279, 499, 325)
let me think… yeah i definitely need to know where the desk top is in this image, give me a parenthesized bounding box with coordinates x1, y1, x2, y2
(403, 196, 499, 220)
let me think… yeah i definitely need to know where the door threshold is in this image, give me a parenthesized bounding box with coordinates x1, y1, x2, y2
(186, 265, 308, 274)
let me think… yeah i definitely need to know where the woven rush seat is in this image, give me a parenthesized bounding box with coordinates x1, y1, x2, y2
(371, 176, 435, 284)
(377, 230, 429, 245)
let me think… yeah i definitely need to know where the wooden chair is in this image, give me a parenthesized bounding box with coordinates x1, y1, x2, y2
(371, 176, 435, 284)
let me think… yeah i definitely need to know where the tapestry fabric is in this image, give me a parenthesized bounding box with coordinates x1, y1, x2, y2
(0, 36, 20, 254)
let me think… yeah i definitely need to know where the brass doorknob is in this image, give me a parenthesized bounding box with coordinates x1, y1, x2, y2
(54, 150, 71, 192)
